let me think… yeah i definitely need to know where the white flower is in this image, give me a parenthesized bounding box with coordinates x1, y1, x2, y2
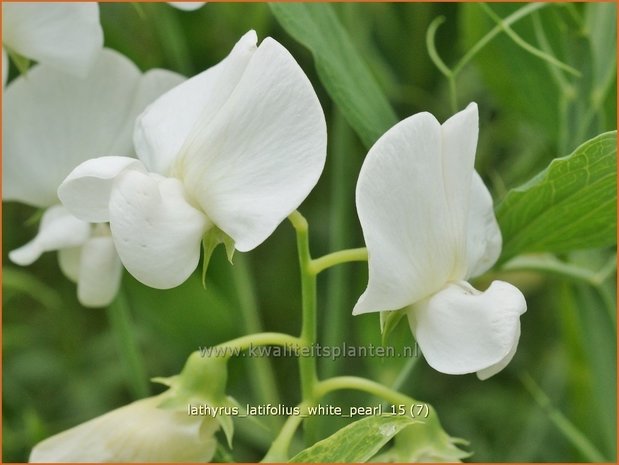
(3, 49, 184, 307)
(169, 2, 206, 11)
(353, 103, 526, 380)
(58, 30, 327, 290)
(29, 394, 219, 462)
(2, 2, 103, 86)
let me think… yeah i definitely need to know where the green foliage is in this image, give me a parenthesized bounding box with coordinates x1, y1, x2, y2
(269, 3, 397, 148)
(497, 131, 617, 262)
(289, 415, 416, 463)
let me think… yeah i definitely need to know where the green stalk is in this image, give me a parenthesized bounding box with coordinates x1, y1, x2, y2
(311, 248, 368, 275)
(106, 289, 149, 398)
(214, 332, 301, 357)
(425, 16, 458, 113)
(288, 212, 319, 403)
(263, 402, 308, 462)
(316, 376, 415, 407)
(480, 3, 580, 78)
(453, 3, 548, 76)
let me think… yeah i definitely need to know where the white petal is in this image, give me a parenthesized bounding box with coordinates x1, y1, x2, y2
(109, 69, 186, 156)
(476, 326, 521, 380)
(58, 246, 81, 282)
(8, 205, 90, 266)
(409, 280, 526, 376)
(134, 30, 258, 175)
(29, 395, 219, 462)
(77, 233, 122, 308)
(3, 50, 142, 207)
(109, 170, 208, 289)
(440, 102, 479, 276)
(178, 36, 327, 252)
(3, 50, 183, 208)
(465, 172, 502, 279)
(58, 156, 147, 223)
(353, 104, 480, 315)
(353, 113, 451, 315)
(2, 2, 103, 77)
(169, 2, 205, 11)
(2, 47, 8, 87)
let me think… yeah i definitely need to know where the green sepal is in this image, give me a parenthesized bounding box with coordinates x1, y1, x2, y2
(373, 414, 471, 462)
(25, 208, 45, 227)
(202, 227, 235, 287)
(153, 352, 236, 446)
(5, 47, 31, 76)
(216, 399, 235, 448)
(380, 309, 407, 346)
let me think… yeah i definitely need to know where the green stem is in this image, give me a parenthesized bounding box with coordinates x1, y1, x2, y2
(214, 332, 301, 359)
(531, 11, 574, 95)
(316, 376, 416, 407)
(426, 17, 453, 79)
(288, 211, 319, 403)
(310, 248, 368, 275)
(107, 290, 149, 398)
(480, 3, 580, 78)
(425, 16, 458, 113)
(453, 3, 548, 76)
(520, 372, 607, 462)
(232, 255, 282, 420)
(263, 402, 308, 462)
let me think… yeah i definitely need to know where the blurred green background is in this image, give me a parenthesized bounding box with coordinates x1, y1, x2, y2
(3, 2, 616, 462)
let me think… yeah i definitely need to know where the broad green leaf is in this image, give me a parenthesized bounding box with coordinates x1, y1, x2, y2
(289, 415, 417, 463)
(497, 131, 617, 262)
(270, 3, 397, 148)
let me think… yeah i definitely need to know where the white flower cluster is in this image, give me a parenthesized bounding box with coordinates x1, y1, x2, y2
(3, 3, 526, 462)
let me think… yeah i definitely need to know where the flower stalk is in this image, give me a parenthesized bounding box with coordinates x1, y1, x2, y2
(288, 211, 319, 404)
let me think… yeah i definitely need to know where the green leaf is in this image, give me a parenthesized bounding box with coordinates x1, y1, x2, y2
(270, 3, 397, 148)
(289, 415, 417, 463)
(497, 131, 617, 262)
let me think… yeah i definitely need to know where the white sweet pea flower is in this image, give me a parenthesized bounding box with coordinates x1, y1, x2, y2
(59, 30, 327, 290)
(2, 2, 103, 86)
(169, 2, 206, 11)
(29, 393, 219, 462)
(353, 103, 527, 380)
(3, 49, 185, 307)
